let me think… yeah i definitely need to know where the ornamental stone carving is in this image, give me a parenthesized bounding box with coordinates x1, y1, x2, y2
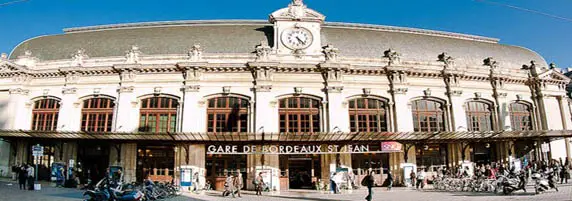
(64, 71, 81, 84)
(1, 53, 7, 61)
(118, 86, 134, 93)
(222, 86, 231, 94)
(287, 0, 306, 18)
(255, 41, 272, 61)
(449, 90, 463, 96)
(254, 85, 272, 92)
(326, 86, 343, 93)
(521, 60, 540, 77)
(154, 87, 162, 94)
(71, 49, 88, 66)
(423, 88, 432, 97)
(62, 87, 77, 95)
(119, 70, 137, 83)
(474, 92, 482, 99)
(549, 63, 557, 70)
(392, 87, 408, 95)
(12, 74, 31, 84)
(322, 44, 340, 62)
(42, 89, 50, 96)
(363, 88, 372, 96)
(125, 45, 141, 64)
(483, 57, 498, 70)
(183, 67, 204, 82)
(188, 44, 203, 61)
(93, 88, 101, 95)
(8, 88, 29, 95)
(384, 49, 402, 65)
(438, 52, 455, 69)
(251, 67, 274, 82)
(183, 85, 200, 92)
(16, 50, 38, 67)
(294, 87, 303, 94)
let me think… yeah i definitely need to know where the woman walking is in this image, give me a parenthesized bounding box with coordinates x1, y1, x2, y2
(18, 165, 27, 190)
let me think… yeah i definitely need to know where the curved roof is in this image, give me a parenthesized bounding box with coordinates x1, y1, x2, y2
(9, 20, 547, 68)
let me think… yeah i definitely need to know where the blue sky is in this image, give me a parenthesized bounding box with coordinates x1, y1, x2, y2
(0, 0, 570, 67)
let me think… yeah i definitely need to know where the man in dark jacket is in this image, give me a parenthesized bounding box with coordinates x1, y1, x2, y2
(18, 165, 27, 190)
(363, 170, 375, 201)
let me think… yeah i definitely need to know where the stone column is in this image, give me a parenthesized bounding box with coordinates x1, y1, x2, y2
(393, 89, 413, 132)
(246, 150, 279, 191)
(120, 143, 137, 183)
(174, 144, 206, 191)
(57, 87, 80, 131)
(450, 93, 467, 131)
(115, 86, 138, 132)
(8, 88, 30, 130)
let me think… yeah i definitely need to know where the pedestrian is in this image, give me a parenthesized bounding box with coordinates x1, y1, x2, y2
(386, 170, 393, 191)
(233, 172, 243, 198)
(362, 170, 375, 201)
(416, 169, 426, 189)
(18, 164, 27, 190)
(192, 172, 200, 193)
(27, 164, 35, 190)
(223, 174, 235, 198)
(410, 170, 416, 188)
(254, 172, 264, 196)
(330, 172, 338, 194)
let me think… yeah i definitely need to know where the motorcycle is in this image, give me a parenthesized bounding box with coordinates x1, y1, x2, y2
(498, 172, 527, 195)
(83, 178, 144, 201)
(532, 172, 559, 194)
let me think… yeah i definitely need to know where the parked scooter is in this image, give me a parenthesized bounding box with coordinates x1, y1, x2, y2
(532, 172, 559, 194)
(499, 171, 527, 195)
(83, 178, 144, 201)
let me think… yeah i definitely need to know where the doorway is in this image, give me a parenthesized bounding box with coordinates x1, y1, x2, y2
(77, 143, 110, 184)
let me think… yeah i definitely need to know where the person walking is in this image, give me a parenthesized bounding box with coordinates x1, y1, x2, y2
(330, 172, 338, 194)
(18, 164, 27, 190)
(416, 169, 426, 190)
(233, 173, 243, 198)
(192, 172, 200, 194)
(223, 174, 235, 198)
(27, 164, 35, 190)
(386, 170, 393, 191)
(409, 170, 416, 188)
(254, 172, 264, 196)
(362, 170, 375, 201)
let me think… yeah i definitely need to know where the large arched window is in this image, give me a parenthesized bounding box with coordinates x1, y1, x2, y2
(31, 98, 60, 131)
(279, 96, 321, 133)
(348, 98, 388, 132)
(465, 101, 493, 132)
(207, 96, 249, 133)
(510, 102, 533, 131)
(81, 97, 115, 132)
(138, 97, 178, 133)
(411, 99, 445, 132)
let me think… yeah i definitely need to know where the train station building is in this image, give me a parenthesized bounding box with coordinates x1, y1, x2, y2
(0, 0, 571, 191)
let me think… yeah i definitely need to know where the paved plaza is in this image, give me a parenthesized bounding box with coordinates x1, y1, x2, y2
(0, 179, 571, 201)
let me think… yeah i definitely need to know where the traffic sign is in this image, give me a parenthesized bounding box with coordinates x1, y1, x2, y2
(32, 144, 44, 157)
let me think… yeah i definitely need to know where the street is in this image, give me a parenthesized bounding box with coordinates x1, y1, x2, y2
(1, 180, 571, 201)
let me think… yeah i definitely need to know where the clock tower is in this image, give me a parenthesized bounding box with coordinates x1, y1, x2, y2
(269, 0, 325, 58)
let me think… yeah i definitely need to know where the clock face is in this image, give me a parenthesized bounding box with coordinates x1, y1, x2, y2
(281, 27, 313, 50)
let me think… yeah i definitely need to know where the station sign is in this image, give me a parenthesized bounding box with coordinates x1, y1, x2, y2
(207, 143, 403, 155)
(32, 144, 44, 157)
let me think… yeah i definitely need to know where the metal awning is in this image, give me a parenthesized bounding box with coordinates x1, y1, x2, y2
(0, 130, 570, 144)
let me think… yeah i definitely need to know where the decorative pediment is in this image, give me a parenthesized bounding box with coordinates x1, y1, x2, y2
(269, 0, 325, 23)
(538, 69, 570, 82)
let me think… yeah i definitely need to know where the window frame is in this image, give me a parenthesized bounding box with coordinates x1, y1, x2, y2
(138, 96, 179, 133)
(31, 98, 61, 131)
(411, 99, 446, 132)
(509, 102, 534, 131)
(81, 97, 115, 132)
(465, 101, 494, 132)
(278, 96, 321, 134)
(206, 96, 250, 133)
(348, 98, 388, 132)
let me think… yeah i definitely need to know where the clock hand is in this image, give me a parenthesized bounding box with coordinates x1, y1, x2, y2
(296, 37, 306, 45)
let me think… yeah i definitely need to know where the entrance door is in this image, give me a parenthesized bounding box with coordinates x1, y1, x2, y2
(77, 143, 110, 184)
(288, 157, 313, 189)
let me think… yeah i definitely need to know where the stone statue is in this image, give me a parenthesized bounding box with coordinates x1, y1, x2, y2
(255, 41, 272, 61)
(292, 0, 304, 6)
(288, 0, 306, 18)
(322, 44, 340, 62)
(483, 57, 498, 69)
(549, 63, 557, 70)
(0, 53, 7, 61)
(438, 52, 454, 69)
(188, 44, 203, 61)
(72, 49, 88, 66)
(383, 49, 401, 65)
(125, 45, 141, 64)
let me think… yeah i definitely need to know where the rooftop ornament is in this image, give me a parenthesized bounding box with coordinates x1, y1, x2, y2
(188, 44, 203, 61)
(383, 49, 401, 65)
(255, 41, 272, 61)
(437, 52, 455, 69)
(322, 44, 339, 62)
(125, 45, 141, 64)
(0, 53, 7, 61)
(483, 57, 498, 69)
(71, 49, 89, 66)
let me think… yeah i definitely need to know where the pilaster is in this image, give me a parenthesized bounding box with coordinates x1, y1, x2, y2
(8, 88, 30, 130)
(57, 87, 80, 131)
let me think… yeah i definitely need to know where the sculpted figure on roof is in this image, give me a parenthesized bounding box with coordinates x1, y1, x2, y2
(125, 45, 141, 64)
(384, 49, 402, 65)
(255, 41, 272, 61)
(72, 49, 88, 66)
(188, 44, 203, 61)
(438, 52, 455, 69)
(323, 44, 339, 62)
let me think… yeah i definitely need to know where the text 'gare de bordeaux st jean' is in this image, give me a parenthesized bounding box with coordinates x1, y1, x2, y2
(0, 0, 572, 192)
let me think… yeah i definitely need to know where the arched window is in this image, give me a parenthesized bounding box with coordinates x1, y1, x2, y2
(279, 97, 321, 133)
(81, 97, 115, 132)
(31, 98, 60, 131)
(348, 98, 388, 132)
(465, 101, 493, 132)
(138, 97, 178, 133)
(207, 96, 249, 133)
(510, 102, 533, 131)
(411, 99, 445, 132)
